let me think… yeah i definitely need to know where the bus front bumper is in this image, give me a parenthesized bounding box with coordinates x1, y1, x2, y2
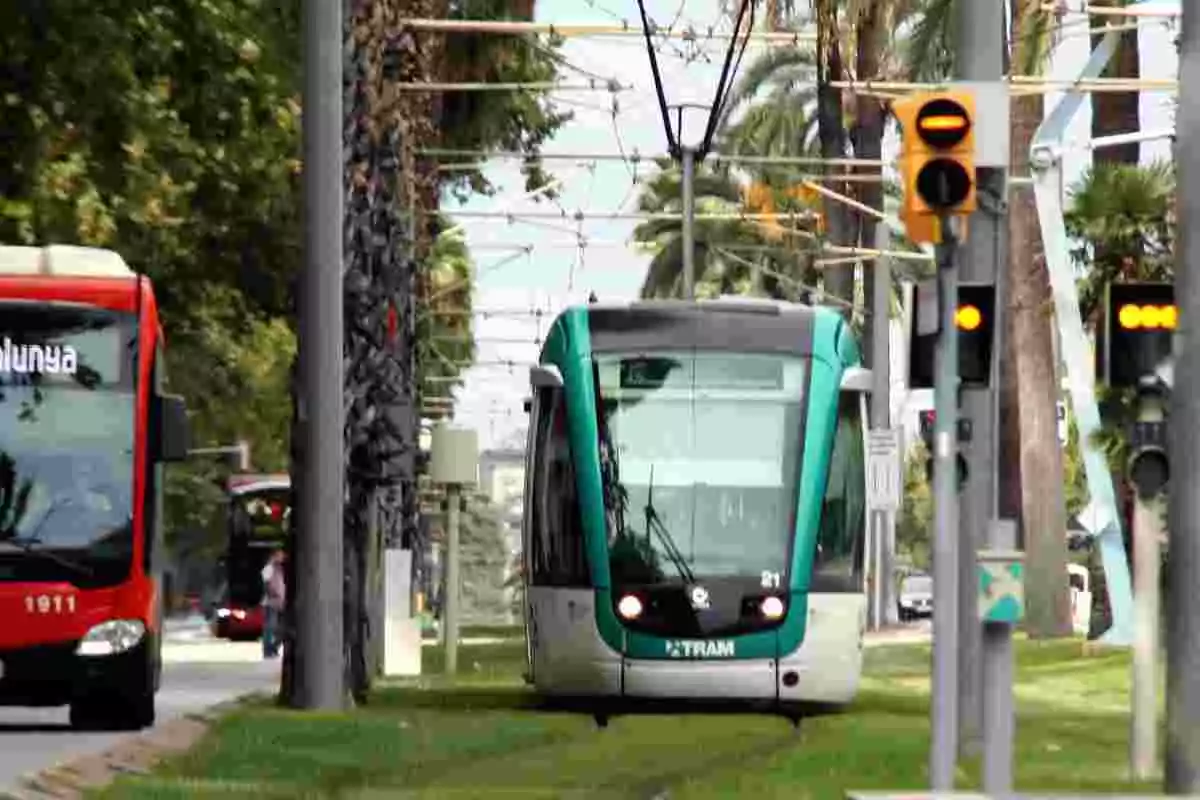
(0, 637, 154, 706)
(623, 656, 779, 700)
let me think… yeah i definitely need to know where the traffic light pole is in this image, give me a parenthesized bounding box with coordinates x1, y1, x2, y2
(1168, 0, 1200, 790)
(953, 0, 1009, 784)
(1131, 456, 1164, 779)
(930, 215, 962, 792)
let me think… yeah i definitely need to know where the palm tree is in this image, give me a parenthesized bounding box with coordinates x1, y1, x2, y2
(716, 48, 821, 160)
(1008, 0, 1074, 641)
(632, 157, 822, 300)
(1090, 0, 1141, 166)
(1066, 160, 1175, 321)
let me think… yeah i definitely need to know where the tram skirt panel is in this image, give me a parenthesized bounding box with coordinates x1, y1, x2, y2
(775, 592, 866, 704)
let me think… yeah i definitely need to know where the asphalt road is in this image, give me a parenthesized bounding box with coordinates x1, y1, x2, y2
(0, 617, 281, 794)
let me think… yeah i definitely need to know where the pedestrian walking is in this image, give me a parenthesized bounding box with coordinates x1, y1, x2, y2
(261, 548, 286, 658)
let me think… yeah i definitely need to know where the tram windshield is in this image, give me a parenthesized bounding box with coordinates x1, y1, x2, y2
(594, 352, 807, 585)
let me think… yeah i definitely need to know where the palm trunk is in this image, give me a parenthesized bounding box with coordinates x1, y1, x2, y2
(851, 3, 887, 364)
(814, 0, 853, 306)
(1009, 1, 1074, 639)
(1090, 0, 1141, 166)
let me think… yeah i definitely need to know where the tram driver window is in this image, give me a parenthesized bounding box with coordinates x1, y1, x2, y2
(530, 388, 588, 587)
(813, 393, 866, 591)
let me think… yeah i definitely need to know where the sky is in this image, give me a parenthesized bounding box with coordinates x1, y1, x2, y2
(438, 0, 1181, 451)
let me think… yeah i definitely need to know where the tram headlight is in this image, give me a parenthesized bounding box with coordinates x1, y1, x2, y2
(617, 594, 643, 620)
(760, 596, 785, 620)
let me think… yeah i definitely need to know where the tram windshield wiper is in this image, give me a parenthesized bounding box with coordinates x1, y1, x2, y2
(643, 465, 695, 586)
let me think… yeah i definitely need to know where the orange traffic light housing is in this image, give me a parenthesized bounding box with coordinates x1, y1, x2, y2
(894, 90, 977, 242)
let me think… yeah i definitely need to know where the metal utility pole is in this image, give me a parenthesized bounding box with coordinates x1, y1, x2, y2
(431, 423, 478, 678)
(443, 483, 462, 675)
(682, 144, 697, 300)
(868, 224, 899, 630)
(295, 0, 344, 710)
(954, 0, 1008, 770)
(633, 0, 754, 303)
(930, 217, 962, 791)
(1168, 1, 1200, 790)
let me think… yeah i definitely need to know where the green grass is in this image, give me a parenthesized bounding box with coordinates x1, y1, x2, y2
(96, 638, 1164, 799)
(420, 624, 523, 641)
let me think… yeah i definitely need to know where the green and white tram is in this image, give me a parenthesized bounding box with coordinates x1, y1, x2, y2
(521, 298, 870, 716)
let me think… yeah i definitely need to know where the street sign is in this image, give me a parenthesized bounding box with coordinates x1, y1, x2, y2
(978, 549, 1025, 624)
(867, 429, 902, 512)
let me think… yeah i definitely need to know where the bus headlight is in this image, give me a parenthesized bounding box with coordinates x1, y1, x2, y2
(617, 594, 643, 620)
(760, 596, 785, 620)
(77, 619, 146, 657)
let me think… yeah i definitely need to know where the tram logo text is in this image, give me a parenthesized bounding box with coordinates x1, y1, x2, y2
(665, 639, 735, 658)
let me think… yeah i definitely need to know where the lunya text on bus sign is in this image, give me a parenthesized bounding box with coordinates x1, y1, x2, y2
(0, 340, 79, 375)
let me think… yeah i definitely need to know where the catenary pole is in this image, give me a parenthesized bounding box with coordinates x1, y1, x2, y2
(869, 224, 896, 629)
(682, 145, 697, 300)
(295, 0, 345, 710)
(930, 216, 962, 791)
(1166, 1, 1200, 791)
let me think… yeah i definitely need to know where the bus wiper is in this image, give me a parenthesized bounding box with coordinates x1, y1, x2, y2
(643, 466, 695, 585)
(0, 537, 94, 577)
(0, 499, 94, 576)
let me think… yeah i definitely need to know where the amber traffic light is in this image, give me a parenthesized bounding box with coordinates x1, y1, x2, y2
(1102, 282, 1175, 388)
(909, 283, 995, 389)
(894, 91, 977, 243)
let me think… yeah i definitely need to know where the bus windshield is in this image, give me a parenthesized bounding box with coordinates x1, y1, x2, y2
(0, 303, 137, 587)
(594, 351, 807, 586)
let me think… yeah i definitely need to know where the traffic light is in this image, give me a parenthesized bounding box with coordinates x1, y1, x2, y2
(917, 409, 968, 491)
(1127, 377, 1169, 499)
(893, 90, 977, 243)
(1101, 282, 1175, 388)
(908, 282, 996, 389)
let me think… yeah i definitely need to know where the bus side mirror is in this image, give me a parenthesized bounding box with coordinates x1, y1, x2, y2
(157, 393, 191, 462)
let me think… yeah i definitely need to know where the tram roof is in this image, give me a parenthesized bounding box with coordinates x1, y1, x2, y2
(577, 297, 820, 317)
(553, 297, 840, 358)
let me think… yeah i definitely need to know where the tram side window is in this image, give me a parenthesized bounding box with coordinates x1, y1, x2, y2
(530, 388, 589, 587)
(813, 393, 867, 591)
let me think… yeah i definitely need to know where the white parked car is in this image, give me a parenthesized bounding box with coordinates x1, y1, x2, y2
(898, 573, 933, 621)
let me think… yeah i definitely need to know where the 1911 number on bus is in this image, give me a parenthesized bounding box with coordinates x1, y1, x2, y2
(24, 594, 76, 614)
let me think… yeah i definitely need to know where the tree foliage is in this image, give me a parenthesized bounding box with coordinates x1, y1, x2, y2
(0, 0, 568, 572)
(896, 443, 933, 571)
(458, 496, 513, 625)
(434, 0, 573, 200)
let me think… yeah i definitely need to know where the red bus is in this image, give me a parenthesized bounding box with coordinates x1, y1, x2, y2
(210, 474, 290, 642)
(0, 245, 189, 730)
